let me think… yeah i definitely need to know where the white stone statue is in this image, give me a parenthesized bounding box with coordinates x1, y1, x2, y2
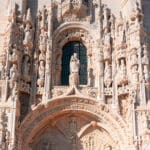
(37, 61, 45, 87)
(142, 48, 149, 65)
(10, 45, 19, 62)
(117, 59, 127, 85)
(10, 64, 18, 82)
(131, 53, 138, 66)
(103, 29, 111, 47)
(143, 65, 149, 83)
(120, 59, 126, 77)
(69, 53, 80, 86)
(23, 23, 33, 48)
(39, 29, 48, 52)
(104, 61, 112, 88)
(23, 55, 30, 77)
(70, 53, 80, 74)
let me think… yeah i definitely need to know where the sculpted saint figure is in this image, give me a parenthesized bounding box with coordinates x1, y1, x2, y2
(23, 23, 33, 48)
(70, 53, 80, 74)
(37, 61, 45, 87)
(69, 53, 80, 86)
(104, 61, 112, 87)
(10, 64, 18, 82)
(23, 55, 30, 77)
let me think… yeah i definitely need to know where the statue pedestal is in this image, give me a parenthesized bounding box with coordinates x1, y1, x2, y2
(69, 73, 79, 86)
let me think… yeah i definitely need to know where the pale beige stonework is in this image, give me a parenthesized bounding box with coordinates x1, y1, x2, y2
(0, 0, 150, 150)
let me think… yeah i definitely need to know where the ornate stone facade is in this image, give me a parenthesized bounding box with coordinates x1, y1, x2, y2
(0, 0, 150, 150)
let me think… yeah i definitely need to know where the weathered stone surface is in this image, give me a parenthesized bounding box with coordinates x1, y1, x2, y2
(0, 0, 149, 150)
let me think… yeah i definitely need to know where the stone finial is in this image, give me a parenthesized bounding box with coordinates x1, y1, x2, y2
(26, 8, 32, 24)
(117, 11, 123, 28)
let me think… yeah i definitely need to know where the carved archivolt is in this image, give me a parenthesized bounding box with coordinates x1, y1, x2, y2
(18, 97, 131, 150)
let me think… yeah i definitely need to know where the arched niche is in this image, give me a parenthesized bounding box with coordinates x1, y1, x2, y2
(18, 97, 132, 150)
(61, 41, 87, 85)
(52, 25, 95, 86)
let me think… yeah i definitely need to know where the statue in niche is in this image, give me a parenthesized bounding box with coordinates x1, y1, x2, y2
(143, 65, 149, 83)
(10, 44, 19, 62)
(142, 47, 149, 82)
(70, 53, 80, 74)
(117, 59, 127, 85)
(132, 65, 139, 84)
(69, 53, 80, 86)
(120, 59, 126, 77)
(104, 61, 112, 88)
(10, 64, 18, 82)
(23, 55, 31, 81)
(131, 52, 138, 66)
(39, 29, 48, 52)
(116, 13, 125, 45)
(142, 47, 149, 65)
(37, 61, 45, 87)
(103, 27, 112, 60)
(23, 22, 33, 49)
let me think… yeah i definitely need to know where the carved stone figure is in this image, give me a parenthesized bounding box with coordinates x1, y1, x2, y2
(69, 53, 80, 86)
(131, 52, 138, 66)
(1, 1, 150, 150)
(117, 59, 127, 85)
(143, 65, 149, 83)
(142, 48, 149, 65)
(23, 55, 31, 81)
(10, 44, 20, 63)
(116, 13, 124, 46)
(37, 61, 45, 87)
(104, 61, 112, 88)
(142, 47, 149, 82)
(10, 64, 18, 82)
(23, 23, 33, 49)
(70, 53, 80, 74)
(39, 29, 48, 52)
(103, 29, 111, 47)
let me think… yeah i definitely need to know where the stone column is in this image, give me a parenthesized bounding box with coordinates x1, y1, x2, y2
(43, 3, 53, 101)
(97, 48, 104, 102)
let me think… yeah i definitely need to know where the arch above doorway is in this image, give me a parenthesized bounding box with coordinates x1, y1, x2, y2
(18, 96, 132, 150)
